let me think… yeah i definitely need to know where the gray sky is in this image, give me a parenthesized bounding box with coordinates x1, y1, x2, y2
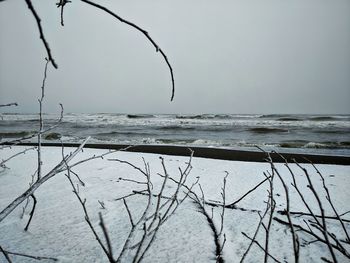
(1, 0, 350, 114)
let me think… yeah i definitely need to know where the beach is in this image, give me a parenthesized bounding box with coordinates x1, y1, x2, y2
(1, 0, 349, 261)
(1, 145, 349, 262)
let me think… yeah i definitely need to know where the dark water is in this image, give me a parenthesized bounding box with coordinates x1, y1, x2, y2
(1, 113, 349, 156)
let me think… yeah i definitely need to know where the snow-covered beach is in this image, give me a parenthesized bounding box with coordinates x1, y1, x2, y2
(1, 146, 349, 262)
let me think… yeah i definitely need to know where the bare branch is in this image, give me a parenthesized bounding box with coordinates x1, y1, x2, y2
(80, 0, 175, 101)
(24, 0, 58, 68)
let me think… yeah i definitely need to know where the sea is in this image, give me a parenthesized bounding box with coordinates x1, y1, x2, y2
(1, 113, 349, 156)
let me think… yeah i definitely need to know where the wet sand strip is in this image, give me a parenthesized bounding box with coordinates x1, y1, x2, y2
(11, 142, 350, 165)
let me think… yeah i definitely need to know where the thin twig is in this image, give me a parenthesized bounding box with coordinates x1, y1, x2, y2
(218, 172, 228, 237)
(98, 212, 114, 261)
(0, 246, 58, 262)
(0, 147, 36, 169)
(241, 232, 282, 263)
(226, 175, 271, 208)
(24, 194, 37, 231)
(123, 198, 134, 227)
(37, 58, 49, 181)
(56, 0, 71, 26)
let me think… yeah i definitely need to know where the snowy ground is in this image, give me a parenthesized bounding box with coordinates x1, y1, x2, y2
(0, 146, 349, 263)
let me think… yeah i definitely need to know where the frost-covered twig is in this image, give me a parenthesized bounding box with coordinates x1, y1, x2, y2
(114, 153, 194, 262)
(294, 160, 338, 263)
(20, 169, 38, 219)
(0, 147, 35, 170)
(273, 217, 350, 259)
(267, 152, 299, 263)
(218, 172, 228, 237)
(240, 202, 270, 263)
(0, 137, 90, 222)
(306, 159, 350, 243)
(188, 184, 225, 263)
(37, 58, 50, 181)
(63, 152, 114, 263)
(263, 170, 276, 263)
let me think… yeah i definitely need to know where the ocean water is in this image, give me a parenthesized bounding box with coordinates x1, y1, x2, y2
(1, 113, 349, 156)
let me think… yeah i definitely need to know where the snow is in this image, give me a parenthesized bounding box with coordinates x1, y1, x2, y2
(0, 146, 349, 262)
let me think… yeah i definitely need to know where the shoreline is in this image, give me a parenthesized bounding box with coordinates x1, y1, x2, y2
(11, 142, 350, 165)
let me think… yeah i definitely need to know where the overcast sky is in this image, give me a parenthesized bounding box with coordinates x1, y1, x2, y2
(1, 0, 349, 114)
